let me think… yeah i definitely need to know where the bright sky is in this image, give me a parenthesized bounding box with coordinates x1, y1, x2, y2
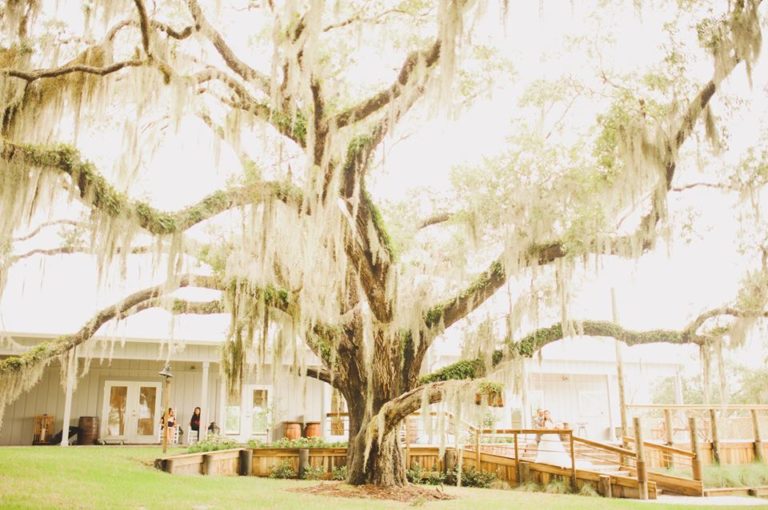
(2, 0, 767, 375)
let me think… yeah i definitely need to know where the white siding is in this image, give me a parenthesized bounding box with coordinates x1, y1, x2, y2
(0, 356, 328, 445)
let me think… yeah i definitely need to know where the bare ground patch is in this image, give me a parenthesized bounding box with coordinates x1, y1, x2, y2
(290, 482, 455, 503)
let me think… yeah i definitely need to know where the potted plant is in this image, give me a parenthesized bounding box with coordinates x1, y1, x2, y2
(475, 382, 504, 407)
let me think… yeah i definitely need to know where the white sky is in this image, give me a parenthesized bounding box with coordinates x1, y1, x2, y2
(2, 1, 768, 376)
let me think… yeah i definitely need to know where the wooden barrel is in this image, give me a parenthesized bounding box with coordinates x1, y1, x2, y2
(78, 416, 100, 445)
(304, 422, 320, 438)
(284, 422, 301, 440)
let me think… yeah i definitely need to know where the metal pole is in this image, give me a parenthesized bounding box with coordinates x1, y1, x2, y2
(162, 375, 170, 454)
(752, 409, 764, 463)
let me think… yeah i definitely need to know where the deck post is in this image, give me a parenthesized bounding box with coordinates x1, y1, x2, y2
(633, 417, 648, 500)
(751, 409, 764, 463)
(569, 430, 577, 492)
(611, 288, 629, 446)
(60, 347, 77, 446)
(663, 408, 673, 468)
(663, 408, 673, 445)
(514, 431, 521, 485)
(598, 475, 612, 498)
(709, 409, 720, 464)
(689, 417, 703, 482)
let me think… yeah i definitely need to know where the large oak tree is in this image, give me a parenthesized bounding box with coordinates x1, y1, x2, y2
(0, 0, 766, 486)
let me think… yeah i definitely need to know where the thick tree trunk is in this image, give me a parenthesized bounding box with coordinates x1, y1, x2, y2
(346, 396, 406, 486)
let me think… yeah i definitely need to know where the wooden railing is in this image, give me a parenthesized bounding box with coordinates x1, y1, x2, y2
(627, 404, 766, 465)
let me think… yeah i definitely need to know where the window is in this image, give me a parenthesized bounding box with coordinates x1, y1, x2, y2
(251, 388, 269, 434)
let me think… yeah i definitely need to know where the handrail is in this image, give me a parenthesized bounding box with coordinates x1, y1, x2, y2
(622, 436, 696, 458)
(572, 436, 637, 457)
(627, 404, 768, 410)
(480, 428, 570, 435)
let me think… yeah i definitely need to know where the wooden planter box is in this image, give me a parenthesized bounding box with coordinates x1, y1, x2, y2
(157, 448, 244, 476)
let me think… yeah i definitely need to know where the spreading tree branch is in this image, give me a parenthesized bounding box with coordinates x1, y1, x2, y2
(0, 273, 221, 376)
(420, 306, 768, 384)
(332, 40, 441, 128)
(1, 60, 145, 83)
(12, 219, 85, 242)
(185, 0, 270, 92)
(0, 141, 303, 236)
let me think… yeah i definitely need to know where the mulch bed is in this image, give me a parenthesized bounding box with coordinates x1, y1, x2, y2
(291, 482, 455, 503)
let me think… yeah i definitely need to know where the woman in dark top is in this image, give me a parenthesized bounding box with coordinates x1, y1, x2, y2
(190, 407, 201, 441)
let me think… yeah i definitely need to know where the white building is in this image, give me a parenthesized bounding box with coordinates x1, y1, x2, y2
(0, 329, 686, 446)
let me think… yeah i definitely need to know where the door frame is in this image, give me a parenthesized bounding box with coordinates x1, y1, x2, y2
(101, 380, 162, 443)
(223, 384, 273, 442)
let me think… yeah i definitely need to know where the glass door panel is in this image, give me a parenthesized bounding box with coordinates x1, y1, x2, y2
(136, 386, 157, 436)
(107, 385, 128, 436)
(251, 389, 269, 434)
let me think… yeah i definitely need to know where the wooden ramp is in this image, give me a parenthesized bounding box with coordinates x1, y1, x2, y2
(462, 447, 657, 499)
(470, 430, 704, 498)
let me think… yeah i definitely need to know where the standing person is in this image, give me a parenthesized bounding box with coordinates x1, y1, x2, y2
(189, 407, 201, 444)
(161, 408, 176, 444)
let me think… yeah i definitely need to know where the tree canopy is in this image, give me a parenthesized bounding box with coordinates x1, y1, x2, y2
(1, 0, 767, 486)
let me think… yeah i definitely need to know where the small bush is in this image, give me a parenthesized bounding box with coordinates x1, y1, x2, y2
(544, 479, 572, 494)
(702, 462, 768, 488)
(331, 465, 348, 481)
(187, 434, 238, 453)
(444, 466, 497, 488)
(301, 464, 326, 480)
(269, 460, 297, 479)
(407, 463, 497, 488)
(578, 483, 601, 497)
(515, 481, 542, 492)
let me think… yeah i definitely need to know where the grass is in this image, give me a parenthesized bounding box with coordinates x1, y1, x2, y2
(656, 462, 768, 488)
(0, 446, 762, 510)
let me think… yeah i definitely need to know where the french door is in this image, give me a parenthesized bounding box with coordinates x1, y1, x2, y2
(224, 384, 271, 441)
(101, 381, 162, 443)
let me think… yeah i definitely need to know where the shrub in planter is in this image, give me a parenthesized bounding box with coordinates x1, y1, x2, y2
(269, 460, 297, 479)
(248, 437, 347, 449)
(187, 435, 238, 453)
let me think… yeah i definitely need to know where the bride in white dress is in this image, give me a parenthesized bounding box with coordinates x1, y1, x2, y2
(534, 413, 571, 467)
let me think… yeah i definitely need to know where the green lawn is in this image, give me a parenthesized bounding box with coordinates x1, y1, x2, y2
(0, 446, 764, 510)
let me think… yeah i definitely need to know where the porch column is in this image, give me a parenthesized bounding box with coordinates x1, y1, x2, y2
(319, 383, 327, 440)
(60, 347, 77, 446)
(200, 361, 210, 437)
